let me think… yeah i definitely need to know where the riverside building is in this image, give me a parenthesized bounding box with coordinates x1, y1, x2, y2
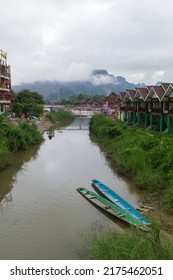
(103, 83, 173, 133)
(0, 50, 13, 113)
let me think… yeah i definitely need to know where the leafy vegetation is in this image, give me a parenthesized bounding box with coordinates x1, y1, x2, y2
(0, 114, 42, 170)
(45, 110, 75, 125)
(12, 89, 44, 118)
(46, 93, 105, 106)
(89, 114, 173, 213)
(0, 105, 75, 170)
(90, 224, 173, 259)
(5, 122, 42, 152)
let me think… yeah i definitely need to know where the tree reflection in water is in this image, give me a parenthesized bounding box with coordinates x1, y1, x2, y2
(0, 143, 42, 209)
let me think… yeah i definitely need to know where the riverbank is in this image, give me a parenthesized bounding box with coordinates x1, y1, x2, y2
(89, 222, 173, 259)
(90, 115, 173, 207)
(34, 117, 54, 134)
(45, 110, 75, 126)
(1, 116, 120, 260)
(89, 115, 173, 229)
(89, 114, 173, 259)
(0, 116, 42, 170)
(0, 111, 75, 171)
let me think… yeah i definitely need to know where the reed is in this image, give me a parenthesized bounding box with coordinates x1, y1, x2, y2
(90, 225, 173, 260)
(45, 110, 75, 125)
(89, 115, 173, 213)
(0, 118, 42, 170)
(5, 122, 42, 152)
(0, 142, 11, 169)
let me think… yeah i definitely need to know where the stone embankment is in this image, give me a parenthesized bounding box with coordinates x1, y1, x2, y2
(34, 118, 54, 134)
(8, 116, 54, 135)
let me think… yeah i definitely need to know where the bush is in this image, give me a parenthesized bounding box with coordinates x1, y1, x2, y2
(90, 115, 122, 138)
(45, 110, 74, 124)
(0, 120, 43, 170)
(0, 142, 10, 169)
(5, 125, 27, 151)
(140, 137, 160, 151)
(163, 184, 173, 213)
(18, 122, 42, 145)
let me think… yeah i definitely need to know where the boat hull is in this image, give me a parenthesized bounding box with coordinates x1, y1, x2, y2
(77, 187, 147, 228)
(92, 179, 150, 226)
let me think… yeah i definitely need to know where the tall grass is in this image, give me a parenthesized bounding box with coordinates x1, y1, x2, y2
(45, 110, 75, 125)
(90, 225, 173, 260)
(0, 116, 42, 170)
(89, 114, 173, 213)
(5, 122, 42, 152)
(0, 142, 11, 169)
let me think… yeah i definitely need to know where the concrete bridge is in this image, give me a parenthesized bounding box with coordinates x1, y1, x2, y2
(44, 105, 101, 116)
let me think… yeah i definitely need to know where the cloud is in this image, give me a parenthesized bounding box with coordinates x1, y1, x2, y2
(91, 73, 116, 86)
(60, 62, 90, 81)
(151, 70, 166, 83)
(1, 0, 173, 85)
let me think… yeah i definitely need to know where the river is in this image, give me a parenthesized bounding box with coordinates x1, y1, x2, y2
(0, 117, 143, 260)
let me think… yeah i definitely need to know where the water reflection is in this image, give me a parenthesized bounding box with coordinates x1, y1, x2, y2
(47, 130, 55, 140)
(0, 117, 142, 260)
(0, 144, 42, 207)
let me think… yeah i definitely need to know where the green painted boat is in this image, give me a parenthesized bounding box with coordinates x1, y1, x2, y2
(77, 187, 147, 228)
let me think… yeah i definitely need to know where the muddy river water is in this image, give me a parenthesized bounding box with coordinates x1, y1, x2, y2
(0, 117, 144, 259)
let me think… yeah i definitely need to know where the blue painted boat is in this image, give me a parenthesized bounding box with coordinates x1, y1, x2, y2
(92, 179, 150, 226)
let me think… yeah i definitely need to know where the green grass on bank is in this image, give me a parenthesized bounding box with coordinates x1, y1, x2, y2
(45, 110, 75, 125)
(0, 111, 75, 171)
(89, 114, 173, 213)
(90, 224, 173, 260)
(0, 115, 42, 170)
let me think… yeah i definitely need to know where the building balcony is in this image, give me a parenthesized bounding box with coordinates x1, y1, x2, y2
(0, 99, 11, 104)
(151, 108, 162, 115)
(0, 74, 10, 79)
(138, 107, 147, 112)
(0, 88, 10, 91)
(120, 106, 127, 111)
(0, 94, 12, 101)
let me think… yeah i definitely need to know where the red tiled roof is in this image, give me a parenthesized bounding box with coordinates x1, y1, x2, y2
(136, 88, 148, 100)
(145, 86, 155, 100)
(106, 92, 117, 100)
(146, 86, 153, 91)
(126, 89, 136, 101)
(119, 92, 126, 101)
(152, 86, 165, 100)
(160, 83, 173, 91)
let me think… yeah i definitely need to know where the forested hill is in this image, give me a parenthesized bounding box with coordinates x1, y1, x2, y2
(12, 69, 145, 100)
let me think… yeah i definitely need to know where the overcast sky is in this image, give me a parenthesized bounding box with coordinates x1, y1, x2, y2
(1, 0, 173, 85)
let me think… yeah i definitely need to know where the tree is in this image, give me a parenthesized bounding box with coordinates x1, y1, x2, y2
(12, 89, 44, 117)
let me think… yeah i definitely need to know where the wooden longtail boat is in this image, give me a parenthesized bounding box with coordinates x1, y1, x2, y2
(77, 187, 147, 228)
(92, 179, 150, 226)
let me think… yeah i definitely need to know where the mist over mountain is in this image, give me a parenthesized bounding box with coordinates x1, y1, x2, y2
(12, 70, 145, 100)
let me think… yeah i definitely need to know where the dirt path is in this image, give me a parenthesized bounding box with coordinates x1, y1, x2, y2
(138, 195, 173, 237)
